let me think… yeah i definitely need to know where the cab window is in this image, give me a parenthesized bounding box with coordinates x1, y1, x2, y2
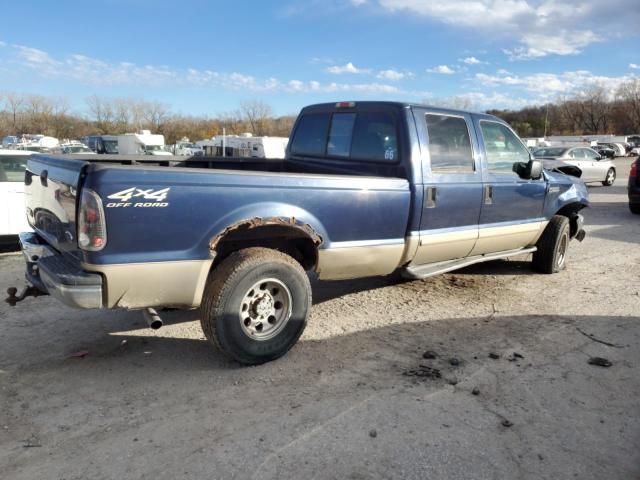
(0, 155, 28, 182)
(425, 114, 474, 173)
(350, 111, 398, 162)
(290, 113, 331, 157)
(479, 121, 530, 174)
(290, 110, 399, 162)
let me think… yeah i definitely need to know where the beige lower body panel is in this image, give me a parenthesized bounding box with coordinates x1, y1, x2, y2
(317, 243, 405, 280)
(413, 228, 478, 265)
(470, 221, 548, 256)
(84, 259, 213, 309)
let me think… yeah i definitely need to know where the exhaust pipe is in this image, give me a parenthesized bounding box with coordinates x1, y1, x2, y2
(143, 308, 163, 330)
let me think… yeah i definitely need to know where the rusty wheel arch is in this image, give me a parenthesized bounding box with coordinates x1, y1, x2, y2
(208, 217, 323, 271)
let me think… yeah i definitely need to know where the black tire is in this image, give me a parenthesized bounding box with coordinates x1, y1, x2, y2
(200, 247, 311, 365)
(532, 215, 570, 274)
(602, 168, 616, 186)
(630, 203, 640, 215)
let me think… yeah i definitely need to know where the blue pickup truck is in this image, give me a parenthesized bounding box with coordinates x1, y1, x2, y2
(10, 101, 588, 364)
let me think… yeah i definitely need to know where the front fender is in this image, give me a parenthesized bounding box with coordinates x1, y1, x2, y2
(543, 171, 589, 219)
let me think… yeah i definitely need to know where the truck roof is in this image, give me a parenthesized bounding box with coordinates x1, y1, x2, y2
(300, 101, 504, 123)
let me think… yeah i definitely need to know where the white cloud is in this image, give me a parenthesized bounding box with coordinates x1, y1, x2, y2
(351, 0, 640, 58)
(326, 62, 371, 74)
(376, 69, 410, 81)
(630, 63, 640, 70)
(2, 42, 421, 97)
(425, 91, 530, 111)
(462, 56, 484, 65)
(475, 70, 633, 99)
(427, 65, 455, 75)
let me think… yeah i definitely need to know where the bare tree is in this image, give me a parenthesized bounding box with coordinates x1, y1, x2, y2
(86, 95, 114, 133)
(617, 78, 640, 133)
(143, 100, 169, 131)
(239, 100, 273, 135)
(4, 92, 25, 131)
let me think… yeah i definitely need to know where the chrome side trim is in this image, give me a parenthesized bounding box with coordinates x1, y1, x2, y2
(84, 259, 214, 309)
(317, 243, 405, 280)
(327, 238, 405, 248)
(403, 246, 537, 280)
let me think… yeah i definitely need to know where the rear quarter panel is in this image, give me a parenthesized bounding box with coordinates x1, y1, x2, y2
(82, 164, 411, 265)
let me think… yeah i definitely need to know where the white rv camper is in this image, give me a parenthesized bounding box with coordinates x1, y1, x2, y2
(117, 130, 171, 156)
(196, 134, 288, 159)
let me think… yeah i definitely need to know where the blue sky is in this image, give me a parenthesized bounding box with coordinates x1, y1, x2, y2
(1, 0, 639, 116)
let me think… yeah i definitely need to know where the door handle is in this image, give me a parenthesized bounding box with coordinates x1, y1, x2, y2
(425, 186, 436, 208)
(484, 185, 493, 205)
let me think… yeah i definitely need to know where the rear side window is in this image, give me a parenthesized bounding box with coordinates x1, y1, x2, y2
(425, 114, 474, 173)
(290, 113, 330, 156)
(0, 155, 28, 182)
(290, 110, 399, 162)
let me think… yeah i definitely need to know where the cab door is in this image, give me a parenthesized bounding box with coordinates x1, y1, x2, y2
(411, 109, 483, 265)
(471, 119, 547, 255)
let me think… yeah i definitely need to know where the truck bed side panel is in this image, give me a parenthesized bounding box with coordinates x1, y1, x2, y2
(83, 165, 411, 266)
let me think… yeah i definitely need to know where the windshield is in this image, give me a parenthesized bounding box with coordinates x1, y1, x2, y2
(145, 145, 163, 152)
(65, 145, 92, 153)
(533, 147, 567, 157)
(103, 140, 118, 154)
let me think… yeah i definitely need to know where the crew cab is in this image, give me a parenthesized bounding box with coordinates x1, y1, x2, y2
(10, 102, 588, 364)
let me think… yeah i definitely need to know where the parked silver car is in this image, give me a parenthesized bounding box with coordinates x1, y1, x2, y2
(533, 146, 616, 186)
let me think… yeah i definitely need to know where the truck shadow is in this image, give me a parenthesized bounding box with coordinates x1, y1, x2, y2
(1, 310, 637, 377)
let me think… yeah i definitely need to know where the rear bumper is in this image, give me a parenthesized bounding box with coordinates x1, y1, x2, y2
(19, 232, 103, 309)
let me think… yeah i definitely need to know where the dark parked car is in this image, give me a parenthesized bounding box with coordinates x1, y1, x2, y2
(629, 157, 640, 214)
(594, 145, 616, 159)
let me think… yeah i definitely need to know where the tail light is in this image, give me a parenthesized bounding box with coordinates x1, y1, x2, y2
(78, 188, 107, 251)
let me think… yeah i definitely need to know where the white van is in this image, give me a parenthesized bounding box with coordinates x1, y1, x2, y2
(0, 150, 33, 243)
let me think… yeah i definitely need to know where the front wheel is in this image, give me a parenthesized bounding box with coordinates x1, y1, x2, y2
(602, 168, 616, 186)
(630, 203, 640, 215)
(200, 247, 311, 365)
(532, 215, 570, 274)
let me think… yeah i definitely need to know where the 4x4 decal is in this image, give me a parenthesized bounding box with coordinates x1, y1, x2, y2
(106, 187, 170, 208)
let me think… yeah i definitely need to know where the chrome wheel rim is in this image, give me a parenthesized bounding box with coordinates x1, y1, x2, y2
(606, 170, 615, 184)
(557, 234, 568, 269)
(239, 278, 292, 341)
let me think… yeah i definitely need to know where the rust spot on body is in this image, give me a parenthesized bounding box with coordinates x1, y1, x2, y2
(209, 217, 322, 251)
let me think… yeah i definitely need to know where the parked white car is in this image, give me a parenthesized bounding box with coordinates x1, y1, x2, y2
(0, 150, 33, 243)
(533, 146, 616, 186)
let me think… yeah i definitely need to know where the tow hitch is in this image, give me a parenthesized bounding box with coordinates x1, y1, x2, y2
(5, 286, 48, 307)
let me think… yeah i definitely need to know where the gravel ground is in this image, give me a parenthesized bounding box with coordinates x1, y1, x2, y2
(0, 158, 638, 480)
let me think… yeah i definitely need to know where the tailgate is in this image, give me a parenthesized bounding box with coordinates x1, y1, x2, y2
(25, 155, 89, 253)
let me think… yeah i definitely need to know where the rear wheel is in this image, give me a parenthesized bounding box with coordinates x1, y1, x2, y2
(630, 203, 640, 215)
(200, 247, 311, 365)
(602, 168, 615, 186)
(532, 215, 570, 274)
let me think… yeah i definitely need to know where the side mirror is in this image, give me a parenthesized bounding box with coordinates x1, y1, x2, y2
(513, 159, 543, 180)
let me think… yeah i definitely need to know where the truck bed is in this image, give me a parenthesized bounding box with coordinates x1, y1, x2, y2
(59, 154, 408, 178)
